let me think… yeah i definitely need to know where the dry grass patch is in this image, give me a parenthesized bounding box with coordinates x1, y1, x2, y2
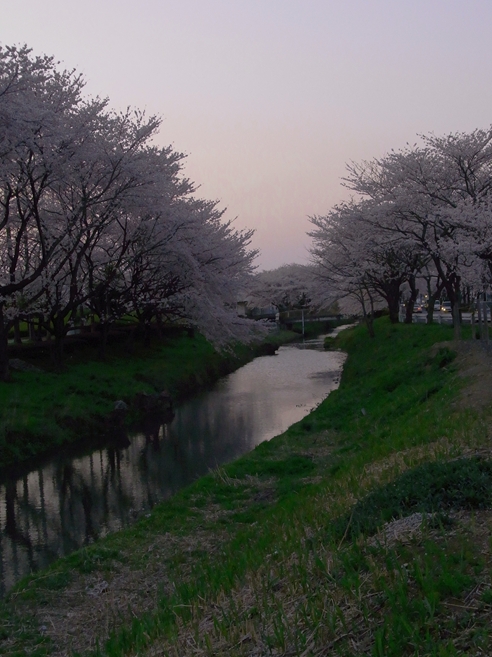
(11, 473, 283, 656)
(142, 510, 492, 657)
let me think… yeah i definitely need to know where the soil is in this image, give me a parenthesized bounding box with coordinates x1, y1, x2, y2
(452, 339, 492, 411)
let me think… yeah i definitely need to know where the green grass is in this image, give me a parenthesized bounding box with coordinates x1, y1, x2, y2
(3, 318, 492, 656)
(0, 329, 297, 469)
(332, 457, 492, 540)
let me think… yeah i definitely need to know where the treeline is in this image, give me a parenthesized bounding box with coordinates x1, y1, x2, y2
(309, 128, 492, 336)
(0, 45, 258, 380)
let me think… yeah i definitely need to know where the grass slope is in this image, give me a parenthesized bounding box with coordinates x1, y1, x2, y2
(0, 330, 296, 469)
(3, 319, 492, 656)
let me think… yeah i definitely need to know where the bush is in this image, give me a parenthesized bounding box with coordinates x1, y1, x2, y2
(332, 457, 492, 540)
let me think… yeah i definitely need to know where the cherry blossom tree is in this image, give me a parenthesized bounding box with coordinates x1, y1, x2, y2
(0, 45, 261, 377)
(0, 45, 89, 378)
(339, 129, 492, 337)
(38, 114, 188, 364)
(246, 263, 333, 313)
(309, 198, 422, 327)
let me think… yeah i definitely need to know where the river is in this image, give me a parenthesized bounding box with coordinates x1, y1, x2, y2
(0, 333, 346, 596)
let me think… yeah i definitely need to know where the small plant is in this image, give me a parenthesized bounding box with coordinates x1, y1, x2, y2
(435, 347, 457, 369)
(333, 457, 492, 540)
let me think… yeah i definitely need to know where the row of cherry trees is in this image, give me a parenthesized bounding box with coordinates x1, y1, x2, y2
(246, 264, 322, 312)
(309, 127, 492, 337)
(0, 46, 258, 379)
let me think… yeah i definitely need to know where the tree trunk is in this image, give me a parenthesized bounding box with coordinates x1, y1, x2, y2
(0, 306, 11, 382)
(388, 300, 399, 324)
(98, 322, 110, 360)
(452, 279, 462, 341)
(144, 321, 152, 348)
(453, 300, 461, 341)
(13, 319, 22, 345)
(483, 299, 489, 346)
(404, 276, 419, 324)
(369, 294, 376, 336)
(364, 312, 375, 338)
(359, 290, 375, 338)
(51, 315, 66, 371)
(125, 323, 138, 354)
(155, 314, 163, 340)
(425, 277, 445, 325)
(404, 300, 413, 324)
(426, 302, 434, 325)
(379, 279, 402, 324)
(478, 296, 484, 340)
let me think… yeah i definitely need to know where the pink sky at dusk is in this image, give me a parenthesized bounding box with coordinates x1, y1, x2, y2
(2, 0, 492, 269)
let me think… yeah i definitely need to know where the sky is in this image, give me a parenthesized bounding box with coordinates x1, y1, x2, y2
(2, 0, 492, 270)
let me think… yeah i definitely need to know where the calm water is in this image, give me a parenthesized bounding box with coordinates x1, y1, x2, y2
(0, 335, 346, 596)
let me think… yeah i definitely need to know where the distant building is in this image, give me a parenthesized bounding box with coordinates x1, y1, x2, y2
(236, 301, 248, 317)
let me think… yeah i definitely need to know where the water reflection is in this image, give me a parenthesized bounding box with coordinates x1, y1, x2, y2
(0, 337, 345, 596)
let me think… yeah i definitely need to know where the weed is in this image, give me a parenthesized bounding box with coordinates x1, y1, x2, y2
(332, 457, 492, 540)
(65, 546, 121, 574)
(5, 318, 492, 657)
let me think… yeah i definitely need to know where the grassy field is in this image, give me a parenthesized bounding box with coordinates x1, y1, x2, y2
(3, 318, 492, 656)
(0, 329, 297, 469)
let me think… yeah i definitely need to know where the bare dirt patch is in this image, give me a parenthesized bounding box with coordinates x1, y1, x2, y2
(12, 477, 277, 656)
(20, 527, 228, 656)
(451, 340, 492, 412)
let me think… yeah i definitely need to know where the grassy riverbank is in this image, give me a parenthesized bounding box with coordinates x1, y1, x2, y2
(4, 318, 492, 656)
(0, 328, 297, 470)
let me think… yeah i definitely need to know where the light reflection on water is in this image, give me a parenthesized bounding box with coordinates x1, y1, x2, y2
(0, 336, 345, 596)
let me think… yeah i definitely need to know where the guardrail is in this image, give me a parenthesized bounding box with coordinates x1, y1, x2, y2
(408, 312, 476, 325)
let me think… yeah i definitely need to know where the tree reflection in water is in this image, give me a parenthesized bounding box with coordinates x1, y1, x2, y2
(0, 341, 345, 596)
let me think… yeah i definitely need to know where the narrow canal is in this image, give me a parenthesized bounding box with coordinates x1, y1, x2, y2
(0, 334, 346, 596)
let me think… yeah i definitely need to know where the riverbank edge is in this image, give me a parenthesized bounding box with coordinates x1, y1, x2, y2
(6, 319, 492, 656)
(0, 329, 301, 473)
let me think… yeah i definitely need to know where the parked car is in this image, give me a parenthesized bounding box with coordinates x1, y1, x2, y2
(413, 302, 423, 313)
(434, 301, 441, 311)
(441, 301, 452, 312)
